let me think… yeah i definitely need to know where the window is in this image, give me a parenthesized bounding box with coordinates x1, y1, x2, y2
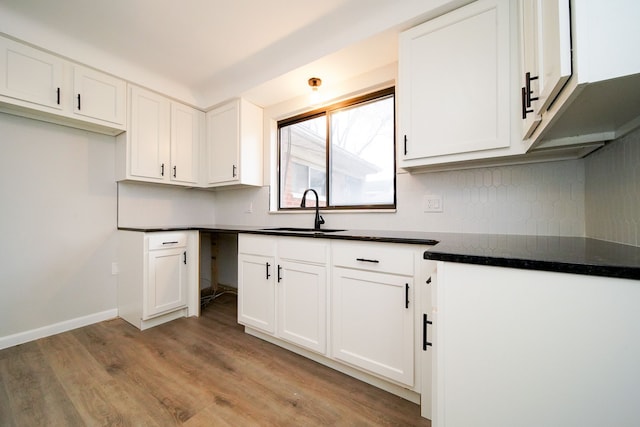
(278, 87, 395, 210)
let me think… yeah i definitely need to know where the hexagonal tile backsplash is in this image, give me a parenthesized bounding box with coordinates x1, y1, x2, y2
(585, 128, 640, 247)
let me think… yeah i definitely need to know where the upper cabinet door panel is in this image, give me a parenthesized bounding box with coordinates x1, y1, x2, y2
(400, 0, 510, 159)
(537, 0, 571, 113)
(0, 37, 64, 110)
(206, 101, 239, 184)
(170, 102, 202, 185)
(129, 86, 171, 180)
(73, 65, 126, 125)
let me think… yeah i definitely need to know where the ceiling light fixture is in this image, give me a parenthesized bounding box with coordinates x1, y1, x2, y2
(308, 77, 322, 104)
(308, 77, 322, 91)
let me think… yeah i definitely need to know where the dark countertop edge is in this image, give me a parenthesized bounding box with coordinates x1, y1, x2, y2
(424, 252, 640, 281)
(116, 226, 440, 246)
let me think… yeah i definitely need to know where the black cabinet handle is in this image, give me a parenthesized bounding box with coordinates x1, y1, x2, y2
(173, 165, 177, 178)
(266, 262, 271, 279)
(162, 241, 179, 245)
(277, 265, 282, 282)
(423, 313, 433, 350)
(77, 93, 81, 110)
(426, 276, 432, 284)
(403, 135, 408, 155)
(161, 163, 165, 176)
(356, 258, 379, 264)
(56, 87, 60, 105)
(183, 251, 187, 264)
(525, 72, 539, 107)
(405, 283, 409, 308)
(521, 87, 534, 119)
(232, 164, 237, 178)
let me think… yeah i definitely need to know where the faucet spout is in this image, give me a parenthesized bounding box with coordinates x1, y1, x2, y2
(300, 188, 325, 230)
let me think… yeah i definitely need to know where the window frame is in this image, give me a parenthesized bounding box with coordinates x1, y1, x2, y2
(277, 87, 397, 211)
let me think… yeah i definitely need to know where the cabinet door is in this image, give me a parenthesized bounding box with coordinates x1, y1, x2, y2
(238, 253, 276, 334)
(170, 102, 202, 185)
(72, 65, 126, 125)
(332, 267, 414, 386)
(399, 0, 510, 159)
(519, 0, 542, 138)
(145, 247, 187, 318)
(0, 36, 64, 110)
(129, 86, 171, 180)
(277, 260, 327, 354)
(536, 0, 571, 112)
(206, 101, 239, 184)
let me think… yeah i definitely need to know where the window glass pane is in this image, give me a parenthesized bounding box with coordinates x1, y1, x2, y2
(330, 95, 395, 206)
(279, 115, 327, 208)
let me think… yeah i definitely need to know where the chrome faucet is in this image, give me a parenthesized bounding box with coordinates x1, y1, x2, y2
(300, 188, 325, 230)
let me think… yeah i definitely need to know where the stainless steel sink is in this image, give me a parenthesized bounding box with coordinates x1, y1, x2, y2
(261, 227, 346, 233)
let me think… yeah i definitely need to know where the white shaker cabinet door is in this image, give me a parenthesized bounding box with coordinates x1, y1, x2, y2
(399, 0, 510, 159)
(277, 260, 327, 354)
(207, 101, 239, 184)
(145, 247, 188, 319)
(72, 65, 126, 125)
(332, 267, 414, 386)
(170, 102, 202, 185)
(128, 86, 171, 181)
(0, 36, 64, 110)
(237, 253, 276, 334)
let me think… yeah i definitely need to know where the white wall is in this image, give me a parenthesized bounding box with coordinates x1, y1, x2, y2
(117, 182, 216, 228)
(0, 113, 118, 341)
(585, 128, 640, 246)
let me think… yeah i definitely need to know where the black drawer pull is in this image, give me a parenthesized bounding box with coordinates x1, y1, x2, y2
(423, 313, 433, 350)
(356, 258, 379, 263)
(405, 283, 409, 308)
(162, 241, 179, 245)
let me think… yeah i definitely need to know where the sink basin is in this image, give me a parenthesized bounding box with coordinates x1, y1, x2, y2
(261, 227, 346, 233)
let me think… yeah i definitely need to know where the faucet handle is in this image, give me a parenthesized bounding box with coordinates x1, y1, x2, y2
(319, 215, 325, 225)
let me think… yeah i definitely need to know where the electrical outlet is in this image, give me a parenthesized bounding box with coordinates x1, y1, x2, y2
(245, 201, 253, 213)
(423, 195, 443, 213)
(111, 262, 119, 275)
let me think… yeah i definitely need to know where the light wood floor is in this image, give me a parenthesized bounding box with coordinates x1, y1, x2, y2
(0, 294, 431, 426)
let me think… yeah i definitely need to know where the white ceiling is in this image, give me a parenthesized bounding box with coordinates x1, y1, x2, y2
(0, 0, 469, 109)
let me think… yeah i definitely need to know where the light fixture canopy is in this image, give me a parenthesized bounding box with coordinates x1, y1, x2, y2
(308, 77, 322, 91)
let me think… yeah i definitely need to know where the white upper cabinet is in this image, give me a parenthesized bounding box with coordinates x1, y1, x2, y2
(525, 0, 640, 148)
(0, 35, 126, 135)
(72, 65, 126, 125)
(399, 0, 512, 167)
(116, 85, 203, 186)
(171, 102, 202, 185)
(205, 98, 263, 188)
(0, 36, 64, 110)
(126, 86, 171, 181)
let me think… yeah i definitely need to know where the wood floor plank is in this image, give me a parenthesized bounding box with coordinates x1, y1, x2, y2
(38, 330, 161, 426)
(0, 342, 83, 426)
(0, 294, 430, 426)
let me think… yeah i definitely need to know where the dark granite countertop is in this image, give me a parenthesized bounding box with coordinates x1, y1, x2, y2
(117, 225, 441, 245)
(422, 233, 640, 280)
(117, 225, 640, 280)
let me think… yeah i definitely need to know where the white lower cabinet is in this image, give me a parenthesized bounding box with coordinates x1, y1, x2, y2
(238, 234, 328, 355)
(431, 261, 640, 427)
(118, 230, 198, 330)
(238, 234, 430, 403)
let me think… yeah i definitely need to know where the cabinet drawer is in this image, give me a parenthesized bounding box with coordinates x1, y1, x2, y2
(147, 232, 187, 250)
(331, 241, 414, 276)
(238, 234, 277, 256)
(278, 237, 328, 264)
